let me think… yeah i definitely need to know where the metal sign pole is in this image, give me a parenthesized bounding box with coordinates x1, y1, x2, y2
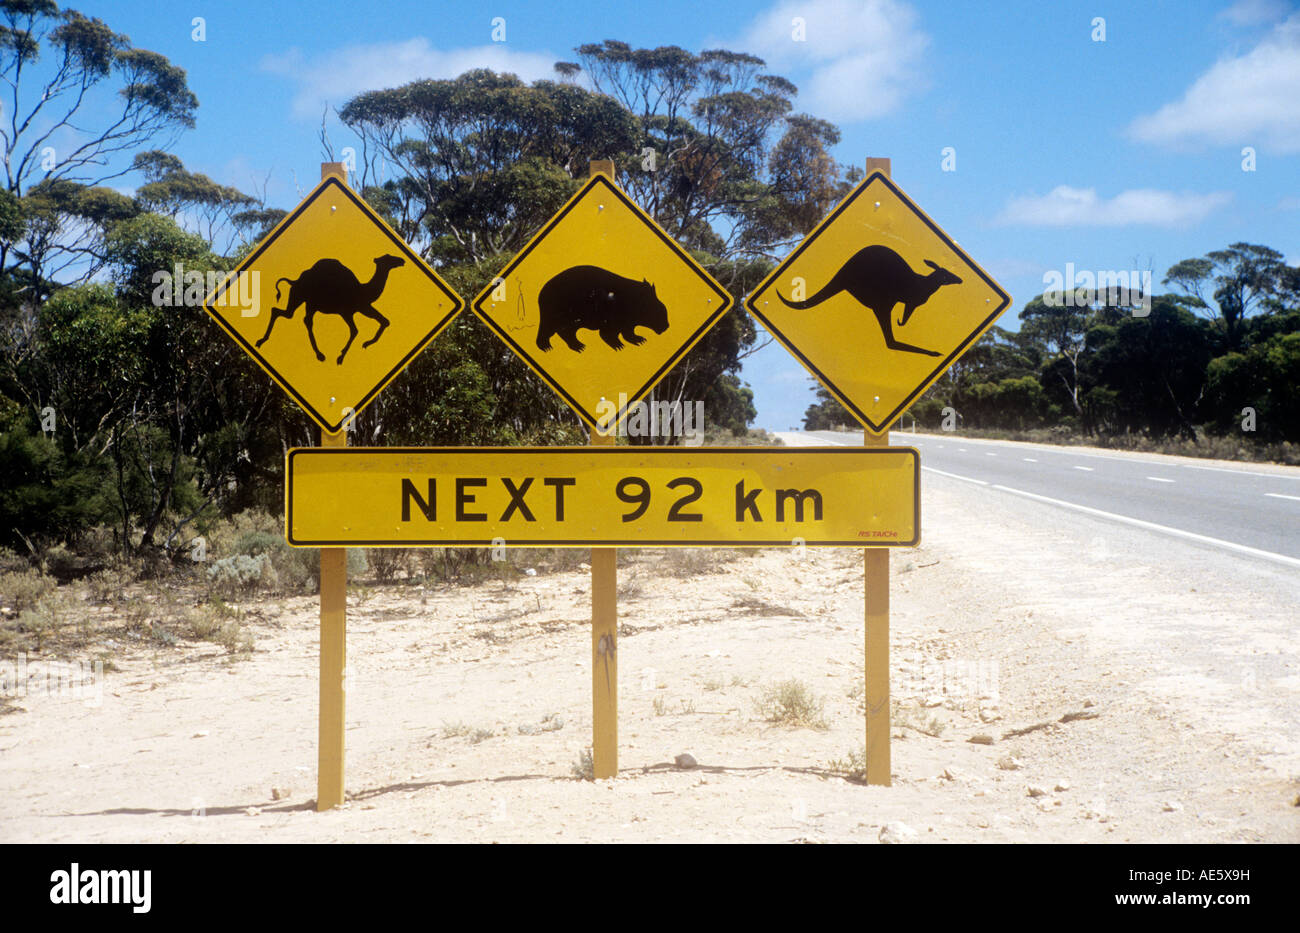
(863, 156, 892, 786)
(317, 160, 349, 810)
(587, 159, 619, 780)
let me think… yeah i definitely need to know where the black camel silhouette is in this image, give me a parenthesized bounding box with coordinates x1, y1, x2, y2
(778, 245, 961, 357)
(256, 255, 405, 364)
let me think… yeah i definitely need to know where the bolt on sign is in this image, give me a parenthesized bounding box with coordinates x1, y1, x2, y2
(470, 174, 733, 433)
(203, 176, 464, 434)
(284, 447, 919, 547)
(745, 171, 1011, 434)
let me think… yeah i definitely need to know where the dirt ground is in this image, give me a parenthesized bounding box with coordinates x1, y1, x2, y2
(2, 442, 1298, 843)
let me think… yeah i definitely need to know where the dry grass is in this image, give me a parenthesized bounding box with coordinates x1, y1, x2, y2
(756, 679, 828, 730)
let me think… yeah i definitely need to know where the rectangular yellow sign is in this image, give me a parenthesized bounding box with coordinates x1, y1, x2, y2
(286, 447, 919, 547)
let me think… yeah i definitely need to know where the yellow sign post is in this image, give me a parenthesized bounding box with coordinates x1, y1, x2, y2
(203, 171, 464, 434)
(202, 161, 466, 810)
(471, 161, 737, 778)
(469, 170, 734, 435)
(745, 165, 1010, 435)
(284, 446, 919, 546)
(749, 157, 1009, 785)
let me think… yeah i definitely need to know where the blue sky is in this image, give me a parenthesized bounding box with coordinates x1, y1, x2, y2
(71, 0, 1300, 430)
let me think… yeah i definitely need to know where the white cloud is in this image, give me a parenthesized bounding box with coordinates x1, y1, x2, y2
(1218, 0, 1292, 26)
(729, 0, 929, 122)
(262, 39, 561, 121)
(995, 186, 1232, 228)
(1129, 13, 1300, 152)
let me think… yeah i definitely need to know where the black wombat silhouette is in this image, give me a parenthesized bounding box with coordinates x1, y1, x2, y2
(535, 265, 669, 353)
(256, 254, 405, 365)
(778, 245, 961, 357)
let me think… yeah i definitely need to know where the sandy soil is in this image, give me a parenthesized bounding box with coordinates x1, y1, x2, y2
(2, 451, 1297, 843)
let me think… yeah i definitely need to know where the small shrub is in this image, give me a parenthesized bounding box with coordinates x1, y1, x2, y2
(206, 509, 280, 559)
(41, 543, 85, 581)
(617, 575, 644, 599)
(825, 747, 867, 781)
(16, 590, 77, 652)
(0, 546, 30, 573)
(571, 747, 594, 781)
(757, 679, 828, 730)
(892, 699, 945, 737)
(206, 553, 277, 598)
(75, 525, 118, 567)
(652, 695, 669, 716)
(660, 548, 743, 578)
(0, 568, 58, 614)
(189, 602, 252, 655)
(84, 566, 136, 608)
(148, 622, 179, 647)
(368, 547, 413, 583)
(84, 570, 114, 606)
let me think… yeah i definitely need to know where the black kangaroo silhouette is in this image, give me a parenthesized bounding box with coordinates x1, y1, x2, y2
(534, 265, 668, 353)
(778, 245, 961, 357)
(256, 255, 405, 365)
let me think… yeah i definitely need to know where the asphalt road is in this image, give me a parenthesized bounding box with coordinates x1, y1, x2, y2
(782, 430, 1300, 567)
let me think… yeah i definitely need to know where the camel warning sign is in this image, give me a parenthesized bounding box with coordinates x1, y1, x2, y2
(470, 174, 733, 434)
(203, 175, 464, 434)
(746, 171, 1011, 434)
(285, 446, 919, 547)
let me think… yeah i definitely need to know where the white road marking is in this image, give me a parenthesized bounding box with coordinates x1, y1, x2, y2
(1147, 477, 1175, 483)
(807, 430, 1298, 567)
(893, 431, 1300, 481)
(1023, 457, 1038, 462)
(1073, 466, 1094, 472)
(986, 452, 997, 457)
(922, 467, 988, 486)
(988, 485, 1300, 570)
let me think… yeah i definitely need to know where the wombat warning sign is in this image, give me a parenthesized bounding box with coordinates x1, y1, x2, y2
(471, 174, 733, 434)
(746, 170, 1011, 435)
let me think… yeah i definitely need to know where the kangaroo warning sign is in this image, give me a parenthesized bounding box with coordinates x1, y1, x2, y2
(203, 175, 464, 434)
(470, 174, 733, 434)
(746, 171, 1011, 434)
(285, 446, 918, 547)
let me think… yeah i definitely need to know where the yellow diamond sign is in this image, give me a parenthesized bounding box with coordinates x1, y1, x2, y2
(204, 176, 464, 434)
(471, 174, 733, 433)
(746, 171, 1011, 434)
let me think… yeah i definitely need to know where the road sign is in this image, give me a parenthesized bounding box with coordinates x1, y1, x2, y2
(204, 176, 464, 434)
(746, 171, 1010, 434)
(286, 447, 919, 547)
(470, 174, 733, 433)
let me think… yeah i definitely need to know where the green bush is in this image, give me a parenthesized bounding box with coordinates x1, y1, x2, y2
(756, 679, 829, 730)
(368, 547, 413, 583)
(13, 590, 77, 652)
(0, 546, 29, 573)
(206, 553, 277, 597)
(0, 568, 58, 613)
